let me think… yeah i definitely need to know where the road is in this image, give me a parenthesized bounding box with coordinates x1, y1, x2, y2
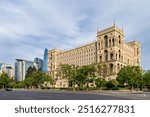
(0, 90, 150, 100)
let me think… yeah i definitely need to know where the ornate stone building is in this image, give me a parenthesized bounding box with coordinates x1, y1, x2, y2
(48, 25, 141, 88)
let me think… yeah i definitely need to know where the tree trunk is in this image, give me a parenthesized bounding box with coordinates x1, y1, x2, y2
(73, 83, 76, 92)
(99, 87, 101, 92)
(87, 83, 89, 91)
(131, 84, 133, 92)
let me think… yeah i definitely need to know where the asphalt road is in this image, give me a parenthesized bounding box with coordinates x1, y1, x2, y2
(0, 90, 150, 100)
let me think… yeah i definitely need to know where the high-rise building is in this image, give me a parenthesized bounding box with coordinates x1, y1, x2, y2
(0, 62, 4, 74)
(1, 64, 14, 78)
(34, 57, 43, 70)
(42, 48, 48, 72)
(0, 62, 14, 79)
(15, 59, 34, 82)
(48, 25, 141, 88)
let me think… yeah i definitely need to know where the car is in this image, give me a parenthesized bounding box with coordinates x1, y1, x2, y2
(5, 88, 12, 91)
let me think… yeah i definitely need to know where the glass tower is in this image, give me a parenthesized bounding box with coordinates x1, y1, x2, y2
(34, 57, 43, 70)
(42, 48, 48, 72)
(15, 59, 34, 82)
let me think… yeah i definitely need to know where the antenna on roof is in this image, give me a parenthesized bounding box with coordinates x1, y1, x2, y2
(113, 20, 116, 26)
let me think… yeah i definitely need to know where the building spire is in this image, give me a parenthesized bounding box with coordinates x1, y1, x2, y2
(113, 20, 116, 26)
(134, 36, 136, 42)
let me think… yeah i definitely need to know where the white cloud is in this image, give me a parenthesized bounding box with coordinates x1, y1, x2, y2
(0, 0, 149, 70)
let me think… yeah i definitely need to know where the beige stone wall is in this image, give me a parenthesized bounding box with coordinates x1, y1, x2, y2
(48, 25, 141, 87)
(57, 42, 96, 66)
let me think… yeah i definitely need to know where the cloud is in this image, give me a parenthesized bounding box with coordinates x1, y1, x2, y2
(0, 0, 150, 70)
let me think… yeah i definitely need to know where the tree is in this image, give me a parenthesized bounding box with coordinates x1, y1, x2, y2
(143, 71, 150, 90)
(105, 79, 119, 90)
(31, 71, 52, 88)
(24, 69, 53, 89)
(25, 66, 37, 78)
(0, 73, 12, 88)
(96, 63, 109, 79)
(75, 65, 96, 91)
(117, 66, 142, 91)
(59, 64, 72, 80)
(24, 77, 34, 89)
(95, 77, 106, 91)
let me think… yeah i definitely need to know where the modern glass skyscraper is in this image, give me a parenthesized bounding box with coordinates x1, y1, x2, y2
(42, 48, 48, 72)
(15, 59, 34, 82)
(34, 57, 43, 70)
(0, 62, 4, 74)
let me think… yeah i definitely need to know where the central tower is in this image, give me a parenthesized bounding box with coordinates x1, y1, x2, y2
(96, 25, 124, 80)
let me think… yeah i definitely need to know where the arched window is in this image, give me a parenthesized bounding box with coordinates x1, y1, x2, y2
(110, 53, 113, 60)
(109, 39, 111, 47)
(121, 64, 123, 68)
(117, 63, 120, 70)
(98, 42, 100, 50)
(110, 63, 113, 73)
(104, 35, 108, 48)
(137, 47, 139, 55)
(101, 42, 103, 49)
(112, 38, 115, 46)
(119, 50, 121, 60)
(119, 39, 121, 44)
(104, 50, 108, 61)
(100, 56, 102, 62)
(137, 59, 139, 64)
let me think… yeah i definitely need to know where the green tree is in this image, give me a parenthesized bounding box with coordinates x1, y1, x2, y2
(0, 73, 12, 88)
(105, 79, 119, 90)
(95, 77, 106, 91)
(96, 63, 109, 79)
(117, 66, 142, 91)
(32, 71, 52, 88)
(75, 65, 96, 91)
(59, 64, 72, 80)
(25, 66, 37, 78)
(24, 77, 34, 89)
(143, 71, 150, 90)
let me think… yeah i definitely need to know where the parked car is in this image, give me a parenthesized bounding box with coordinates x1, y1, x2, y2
(5, 88, 12, 91)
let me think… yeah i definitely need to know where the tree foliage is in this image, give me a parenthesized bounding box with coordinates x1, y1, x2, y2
(25, 66, 37, 78)
(143, 71, 150, 90)
(117, 66, 142, 91)
(105, 79, 119, 90)
(95, 77, 106, 91)
(0, 73, 12, 88)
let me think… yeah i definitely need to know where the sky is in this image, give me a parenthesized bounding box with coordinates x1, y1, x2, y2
(0, 0, 150, 70)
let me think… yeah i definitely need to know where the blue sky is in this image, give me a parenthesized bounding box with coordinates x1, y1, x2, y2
(0, 0, 150, 70)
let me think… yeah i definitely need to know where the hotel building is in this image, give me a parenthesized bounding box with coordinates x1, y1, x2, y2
(48, 25, 141, 88)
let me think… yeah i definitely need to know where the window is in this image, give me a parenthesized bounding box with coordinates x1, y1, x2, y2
(104, 50, 108, 61)
(117, 63, 120, 70)
(110, 64, 113, 73)
(104, 35, 108, 48)
(100, 56, 102, 62)
(119, 50, 121, 60)
(137, 47, 139, 55)
(109, 39, 111, 47)
(110, 53, 113, 60)
(98, 42, 100, 49)
(112, 38, 115, 46)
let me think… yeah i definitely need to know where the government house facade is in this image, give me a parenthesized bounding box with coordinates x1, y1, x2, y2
(48, 25, 141, 88)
